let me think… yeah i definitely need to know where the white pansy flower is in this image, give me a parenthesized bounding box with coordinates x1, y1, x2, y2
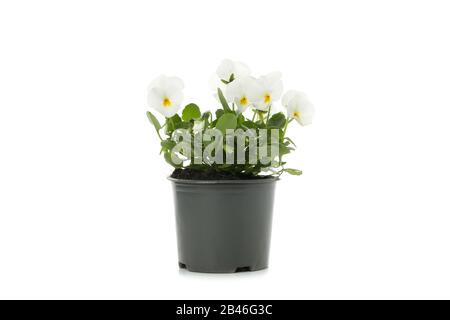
(282, 90, 315, 126)
(225, 76, 260, 113)
(216, 59, 251, 82)
(253, 72, 283, 111)
(147, 75, 184, 118)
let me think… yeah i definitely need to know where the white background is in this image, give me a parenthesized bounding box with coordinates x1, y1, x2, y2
(1, 0, 449, 299)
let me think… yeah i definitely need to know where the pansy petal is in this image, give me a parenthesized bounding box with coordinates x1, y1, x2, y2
(165, 76, 184, 90)
(246, 78, 264, 102)
(216, 59, 235, 80)
(261, 71, 282, 86)
(148, 75, 165, 90)
(270, 80, 284, 101)
(282, 90, 298, 108)
(169, 90, 184, 109)
(233, 61, 251, 78)
(299, 112, 314, 126)
(147, 88, 163, 109)
(216, 59, 251, 81)
(225, 78, 243, 100)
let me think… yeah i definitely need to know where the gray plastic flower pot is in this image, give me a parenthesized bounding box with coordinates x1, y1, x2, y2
(169, 177, 278, 273)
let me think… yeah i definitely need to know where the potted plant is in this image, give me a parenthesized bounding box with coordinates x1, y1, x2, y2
(146, 59, 314, 273)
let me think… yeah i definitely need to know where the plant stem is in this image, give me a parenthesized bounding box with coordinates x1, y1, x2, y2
(279, 117, 293, 163)
(165, 117, 174, 139)
(266, 105, 272, 127)
(281, 117, 293, 140)
(156, 129, 163, 141)
(258, 111, 264, 122)
(251, 111, 257, 122)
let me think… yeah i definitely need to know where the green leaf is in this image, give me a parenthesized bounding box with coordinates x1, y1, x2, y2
(202, 111, 212, 121)
(215, 113, 237, 134)
(165, 114, 182, 134)
(182, 103, 201, 122)
(284, 137, 297, 147)
(219, 74, 235, 85)
(279, 143, 294, 156)
(217, 88, 231, 112)
(267, 112, 286, 128)
(283, 168, 303, 176)
(237, 114, 245, 126)
(201, 111, 212, 127)
(160, 139, 176, 153)
(164, 151, 182, 168)
(146, 111, 161, 131)
(242, 120, 257, 129)
(215, 109, 224, 119)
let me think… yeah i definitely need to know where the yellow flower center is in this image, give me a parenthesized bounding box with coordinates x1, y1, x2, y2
(162, 97, 172, 107)
(293, 111, 301, 118)
(264, 94, 271, 104)
(240, 96, 248, 106)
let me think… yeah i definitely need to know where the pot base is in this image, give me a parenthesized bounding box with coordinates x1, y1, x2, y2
(179, 262, 267, 273)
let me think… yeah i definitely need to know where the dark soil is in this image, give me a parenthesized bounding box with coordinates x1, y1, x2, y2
(171, 168, 271, 180)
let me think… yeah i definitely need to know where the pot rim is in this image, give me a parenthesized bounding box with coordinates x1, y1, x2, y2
(168, 176, 279, 185)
